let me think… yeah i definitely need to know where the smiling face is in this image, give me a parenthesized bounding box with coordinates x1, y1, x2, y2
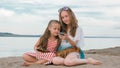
(60, 11, 71, 25)
(49, 22, 61, 36)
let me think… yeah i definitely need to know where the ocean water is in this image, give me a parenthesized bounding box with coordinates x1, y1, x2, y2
(0, 37, 120, 57)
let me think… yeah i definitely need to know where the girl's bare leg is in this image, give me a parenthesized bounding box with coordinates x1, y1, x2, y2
(35, 59, 48, 64)
(23, 59, 48, 66)
(64, 52, 88, 66)
(64, 52, 102, 66)
(22, 54, 37, 66)
(87, 58, 102, 65)
(52, 57, 64, 65)
(23, 54, 37, 62)
(22, 61, 34, 66)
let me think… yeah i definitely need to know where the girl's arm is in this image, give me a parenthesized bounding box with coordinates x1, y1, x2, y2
(61, 26, 84, 48)
(66, 34, 77, 47)
(60, 34, 77, 47)
(67, 35, 77, 47)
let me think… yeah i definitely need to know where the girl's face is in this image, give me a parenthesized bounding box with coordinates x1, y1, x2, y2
(49, 23, 61, 36)
(60, 11, 70, 25)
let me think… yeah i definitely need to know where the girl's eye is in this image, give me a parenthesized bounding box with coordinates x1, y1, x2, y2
(54, 28, 56, 29)
(61, 17, 64, 19)
(65, 15, 68, 17)
(61, 16, 64, 19)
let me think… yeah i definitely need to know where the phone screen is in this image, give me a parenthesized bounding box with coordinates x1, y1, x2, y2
(60, 32, 65, 36)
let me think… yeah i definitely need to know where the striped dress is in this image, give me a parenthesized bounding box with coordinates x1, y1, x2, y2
(25, 39, 58, 64)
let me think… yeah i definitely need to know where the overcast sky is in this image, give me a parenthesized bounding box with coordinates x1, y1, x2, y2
(0, 0, 120, 36)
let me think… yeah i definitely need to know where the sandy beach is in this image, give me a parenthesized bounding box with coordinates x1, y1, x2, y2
(0, 47, 120, 68)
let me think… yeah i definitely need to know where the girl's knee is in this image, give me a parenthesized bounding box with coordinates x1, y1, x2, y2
(23, 54, 28, 59)
(23, 53, 30, 58)
(23, 54, 37, 62)
(52, 57, 64, 65)
(23, 54, 30, 61)
(64, 60, 74, 66)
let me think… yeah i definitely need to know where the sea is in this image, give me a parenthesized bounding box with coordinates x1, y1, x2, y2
(0, 37, 120, 57)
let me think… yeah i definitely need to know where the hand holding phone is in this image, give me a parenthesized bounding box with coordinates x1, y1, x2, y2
(59, 32, 65, 36)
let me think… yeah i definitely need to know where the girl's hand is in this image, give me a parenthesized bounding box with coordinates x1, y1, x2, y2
(59, 34, 69, 40)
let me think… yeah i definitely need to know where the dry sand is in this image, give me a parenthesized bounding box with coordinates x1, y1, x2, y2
(0, 47, 120, 68)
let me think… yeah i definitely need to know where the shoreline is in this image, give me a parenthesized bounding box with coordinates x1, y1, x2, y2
(0, 46, 120, 68)
(0, 46, 119, 58)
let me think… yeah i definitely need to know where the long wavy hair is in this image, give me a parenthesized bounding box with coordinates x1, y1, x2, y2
(36, 20, 61, 50)
(59, 6, 78, 37)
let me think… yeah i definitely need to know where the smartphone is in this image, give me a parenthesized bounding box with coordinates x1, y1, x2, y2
(59, 32, 65, 36)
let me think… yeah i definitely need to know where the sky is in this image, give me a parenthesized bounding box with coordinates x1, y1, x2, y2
(0, 0, 120, 37)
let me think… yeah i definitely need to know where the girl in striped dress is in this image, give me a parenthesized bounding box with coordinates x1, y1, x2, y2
(22, 20, 61, 66)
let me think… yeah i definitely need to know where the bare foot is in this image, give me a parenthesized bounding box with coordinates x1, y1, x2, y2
(22, 62, 30, 66)
(35, 60, 48, 64)
(87, 58, 102, 65)
(22, 60, 48, 66)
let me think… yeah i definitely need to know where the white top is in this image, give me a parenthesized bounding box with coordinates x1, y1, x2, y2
(59, 26, 84, 50)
